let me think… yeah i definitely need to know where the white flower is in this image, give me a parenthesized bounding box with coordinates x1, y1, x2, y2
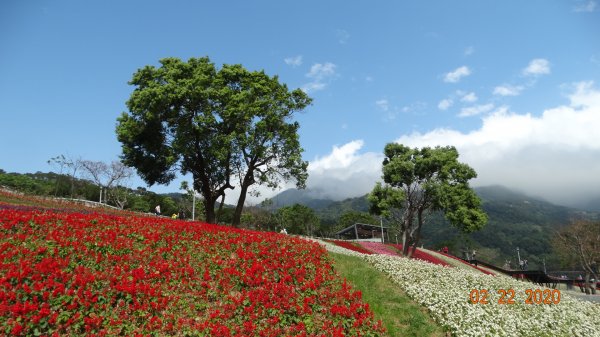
(315, 239, 600, 337)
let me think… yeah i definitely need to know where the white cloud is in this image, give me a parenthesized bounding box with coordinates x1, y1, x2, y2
(302, 82, 327, 92)
(458, 103, 494, 117)
(438, 98, 453, 110)
(523, 58, 551, 76)
(284, 55, 303, 67)
(305, 140, 383, 200)
(223, 140, 384, 204)
(461, 92, 478, 103)
(444, 66, 471, 83)
(493, 84, 524, 96)
(306, 62, 336, 80)
(395, 81, 600, 207)
(568, 81, 600, 107)
(302, 62, 337, 93)
(376, 99, 390, 111)
(574, 0, 597, 12)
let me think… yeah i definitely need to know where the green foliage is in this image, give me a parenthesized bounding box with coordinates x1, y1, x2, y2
(0, 170, 80, 200)
(239, 206, 278, 231)
(127, 193, 151, 213)
(335, 210, 378, 234)
(117, 56, 311, 225)
(276, 204, 320, 236)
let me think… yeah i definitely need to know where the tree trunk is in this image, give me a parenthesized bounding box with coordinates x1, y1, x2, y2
(216, 193, 226, 224)
(401, 219, 410, 256)
(232, 168, 255, 228)
(584, 272, 591, 295)
(232, 186, 248, 228)
(204, 196, 217, 224)
(409, 209, 425, 258)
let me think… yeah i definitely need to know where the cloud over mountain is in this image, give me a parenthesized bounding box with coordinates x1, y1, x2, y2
(396, 81, 600, 208)
(229, 81, 600, 209)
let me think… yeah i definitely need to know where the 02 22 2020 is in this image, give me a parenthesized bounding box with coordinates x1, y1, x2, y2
(469, 288, 561, 305)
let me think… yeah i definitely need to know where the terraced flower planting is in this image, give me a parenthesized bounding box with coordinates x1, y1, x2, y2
(323, 240, 373, 255)
(318, 241, 600, 337)
(0, 208, 385, 336)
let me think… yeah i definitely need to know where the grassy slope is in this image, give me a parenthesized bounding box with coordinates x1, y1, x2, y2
(330, 253, 447, 337)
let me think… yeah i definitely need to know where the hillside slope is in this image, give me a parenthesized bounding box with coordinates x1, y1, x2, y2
(269, 185, 599, 270)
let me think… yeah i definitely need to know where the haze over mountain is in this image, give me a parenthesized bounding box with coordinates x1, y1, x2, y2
(265, 182, 600, 213)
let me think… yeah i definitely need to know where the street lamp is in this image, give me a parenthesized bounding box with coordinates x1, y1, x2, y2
(380, 216, 385, 244)
(191, 189, 196, 221)
(543, 258, 546, 274)
(516, 247, 522, 266)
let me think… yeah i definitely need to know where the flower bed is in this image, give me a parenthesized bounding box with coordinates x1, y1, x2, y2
(324, 240, 374, 255)
(436, 251, 495, 276)
(357, 242, 397, 256)
(365, 254, 600, 336)
(315, 240, 600, 336)
(386, 244, 452, 268)
(0, 208, 385, 336)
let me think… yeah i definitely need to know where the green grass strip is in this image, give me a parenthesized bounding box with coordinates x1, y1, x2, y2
(330, 252, 447, 337)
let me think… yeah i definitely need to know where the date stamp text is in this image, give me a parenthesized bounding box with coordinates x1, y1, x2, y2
(469, 289, 561, 305)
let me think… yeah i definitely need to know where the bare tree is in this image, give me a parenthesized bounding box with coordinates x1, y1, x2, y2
(80, 160, 133, 208)
(554, 220, 600, 295)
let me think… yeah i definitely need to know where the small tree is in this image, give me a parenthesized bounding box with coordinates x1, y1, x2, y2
(554, 219, 599, 294)
(368, 144, 487, 257)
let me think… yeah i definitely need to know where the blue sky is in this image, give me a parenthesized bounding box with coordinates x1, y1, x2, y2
(2, 0, 600, 207)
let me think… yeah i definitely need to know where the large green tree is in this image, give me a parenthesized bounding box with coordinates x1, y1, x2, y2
(116, 57, 311, 225)
(368, 143, 487, 257)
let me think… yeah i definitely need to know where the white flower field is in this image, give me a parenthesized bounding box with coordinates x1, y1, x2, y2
(316, 239, 600, 337)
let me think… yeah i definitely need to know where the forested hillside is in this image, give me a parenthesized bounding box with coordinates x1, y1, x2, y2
(4, 168, 598, 271)
(267, 186, 599, 270)
(0, 170, 187, 217)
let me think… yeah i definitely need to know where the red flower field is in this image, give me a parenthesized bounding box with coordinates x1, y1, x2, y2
(0, 207, 385, 336)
